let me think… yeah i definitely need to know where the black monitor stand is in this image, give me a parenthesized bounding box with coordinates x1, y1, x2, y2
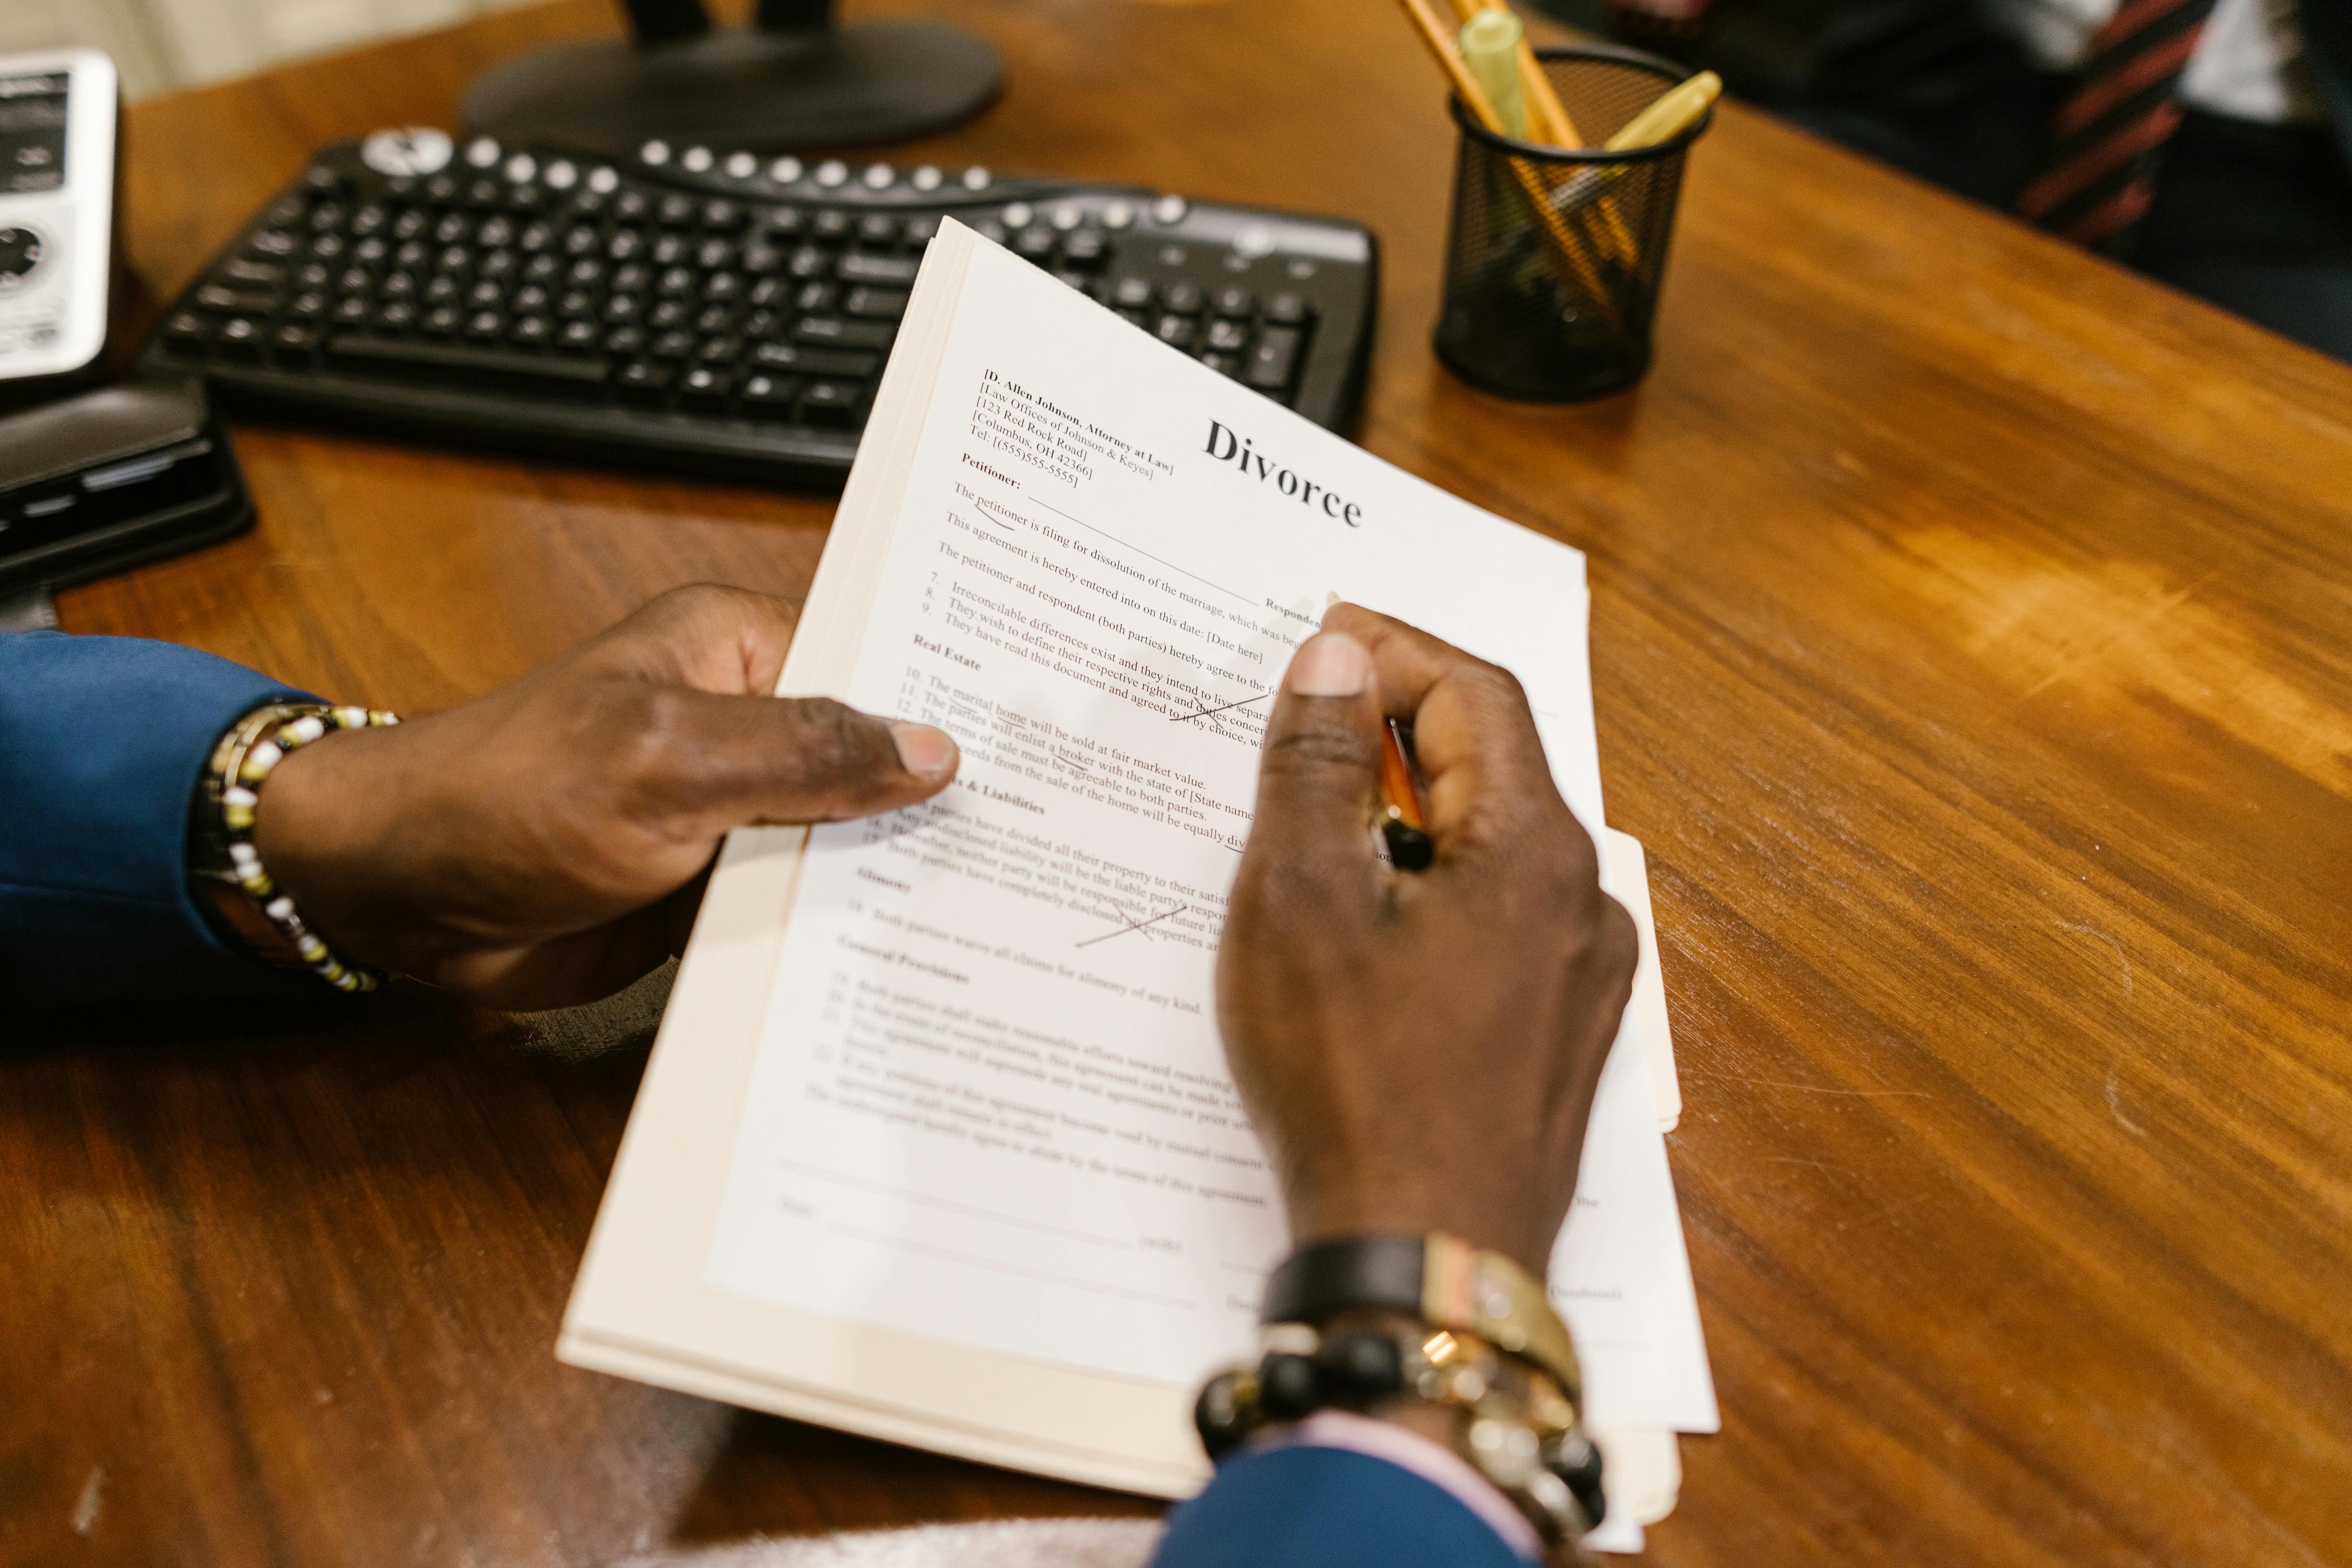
(462, 0, 1002, 158)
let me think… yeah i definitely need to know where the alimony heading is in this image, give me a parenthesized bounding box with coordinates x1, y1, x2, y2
(1204, 420, 1362, 527)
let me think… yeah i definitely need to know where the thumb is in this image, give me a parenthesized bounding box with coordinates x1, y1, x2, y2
(1240, 633, 1386, 891)
(632, 689, 960, 828)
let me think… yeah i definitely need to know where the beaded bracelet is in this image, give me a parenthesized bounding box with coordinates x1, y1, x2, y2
(192, 702, 399, 993)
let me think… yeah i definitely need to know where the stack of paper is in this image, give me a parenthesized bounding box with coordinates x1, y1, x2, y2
(560, 222, 1714, 1554)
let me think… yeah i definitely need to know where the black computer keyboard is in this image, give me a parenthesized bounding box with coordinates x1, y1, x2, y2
(138, 129, 1378, 485)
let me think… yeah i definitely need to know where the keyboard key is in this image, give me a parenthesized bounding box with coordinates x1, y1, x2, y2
(513, 285, 550, 314)
(1205, 318, 1249, 353)
(789, 245, 830, 279)
(650, 300, 691, 329)
(290, 291, 327, 318)
(335, 297, 373, 326)
(328, 334, 612, 387)
(604, 326, 647, 354)
(904, 215, 942, 244)
(615, 360, 672, 396)
(1244, 326, 1301, 388)
(658, 193, 696, 226)
(1155, 314, 1198, 350)
(374, 301, 416, 330)
(163, 311, 210, 345)
(658, 266, 696, 296)
(1061, 231, 1107, 266)
(251, 230, 298, 257)
(1013, 227, 1055, 260)
(1201, 352, 1240, 377)
(1265, 291, 1309, 325)
(422, 305, 463, 335)
(653, 232, 689, 266)
(679, 365, 731, 406)
(1110, 276, 1154, 309)
(702, 199, 744, 230)
(794, 317, 895, 349)
(222, 258, 285, 286)
(1213, 288, 1254, 317)
(796, 281, 840, 313)
(466, 311, 507, 340)
(740, 372, 801, 408)
(604, 295, 642, 323)
(559, 290, 596, 319)
(1164, 283, 1204, 314)
(652, 330, 696, 359)
(858, 214, 897, 245)
(696, 304, 737, 335)
(195, 285, 280, 314)
(813, 210, 851, 241)
(697, 336, 743, 364)
(559, 319, 599, 350)
(752, 343, 880, 378)
(846, 287, 909, 320)
(837, 252, 919, 285)
(802, 379, 862, 423)
(216, 317, 265, 355)
(510, 315, 553, 346)
(702, 271, 743, 301)
(467, 280, 504, 309)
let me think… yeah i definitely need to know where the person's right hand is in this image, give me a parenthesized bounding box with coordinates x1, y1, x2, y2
(255, 584, 958, 1012)
(1215, 604, 1638, 1278)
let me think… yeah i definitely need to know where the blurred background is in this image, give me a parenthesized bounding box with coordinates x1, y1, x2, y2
(0, 0, 542, 99)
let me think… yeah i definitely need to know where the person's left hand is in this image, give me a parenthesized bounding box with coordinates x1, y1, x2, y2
(253, 584, 959, 1009)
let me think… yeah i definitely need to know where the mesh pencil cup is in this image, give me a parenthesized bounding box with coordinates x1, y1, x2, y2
(1435, 46, 1712, 402)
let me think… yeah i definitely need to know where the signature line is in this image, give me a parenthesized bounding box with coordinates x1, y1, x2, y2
(1076, 904, 1190, 948)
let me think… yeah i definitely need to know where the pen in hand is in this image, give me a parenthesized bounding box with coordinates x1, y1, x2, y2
(1379, 719, 1436, 871)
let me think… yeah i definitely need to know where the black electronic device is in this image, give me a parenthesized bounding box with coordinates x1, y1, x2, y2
(137, 131, 1379, 487)
(464, 0, 1001, 159)
(0, 48, 120, 407)
(0, 378, 253, 598)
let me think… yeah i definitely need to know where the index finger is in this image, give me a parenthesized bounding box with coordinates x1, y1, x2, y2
(1320, 601, 1576, 851)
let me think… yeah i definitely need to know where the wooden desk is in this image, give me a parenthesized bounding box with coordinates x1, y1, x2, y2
(8, 1, 2350, 1563)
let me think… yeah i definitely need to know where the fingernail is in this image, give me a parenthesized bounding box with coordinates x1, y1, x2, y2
(891, 722, 957, 778)
(1288, 633, 1370, 697)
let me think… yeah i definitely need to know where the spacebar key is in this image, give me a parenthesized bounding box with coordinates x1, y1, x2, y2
(326, 335, 611, 389)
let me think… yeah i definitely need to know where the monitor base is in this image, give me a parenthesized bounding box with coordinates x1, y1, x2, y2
(461, 21, 1002, 158)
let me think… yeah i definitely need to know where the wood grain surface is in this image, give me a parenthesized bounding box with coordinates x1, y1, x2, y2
(6, 0, 2350, 1564)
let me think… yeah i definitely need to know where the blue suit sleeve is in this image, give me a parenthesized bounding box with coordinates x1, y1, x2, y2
(1151, 1448, 1528, 1568)
(1, 630, 316, 1008)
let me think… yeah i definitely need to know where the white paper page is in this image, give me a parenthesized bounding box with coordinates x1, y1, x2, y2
(704, 228, 1711, 1430)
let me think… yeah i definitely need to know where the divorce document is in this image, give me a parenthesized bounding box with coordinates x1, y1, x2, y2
(702, 226, 1715, 1434)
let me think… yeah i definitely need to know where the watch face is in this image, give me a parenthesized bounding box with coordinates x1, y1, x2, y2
(0, 224, 43, 292)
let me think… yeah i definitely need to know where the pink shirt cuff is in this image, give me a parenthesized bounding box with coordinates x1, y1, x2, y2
(1245, 1409, 1542, 1562)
